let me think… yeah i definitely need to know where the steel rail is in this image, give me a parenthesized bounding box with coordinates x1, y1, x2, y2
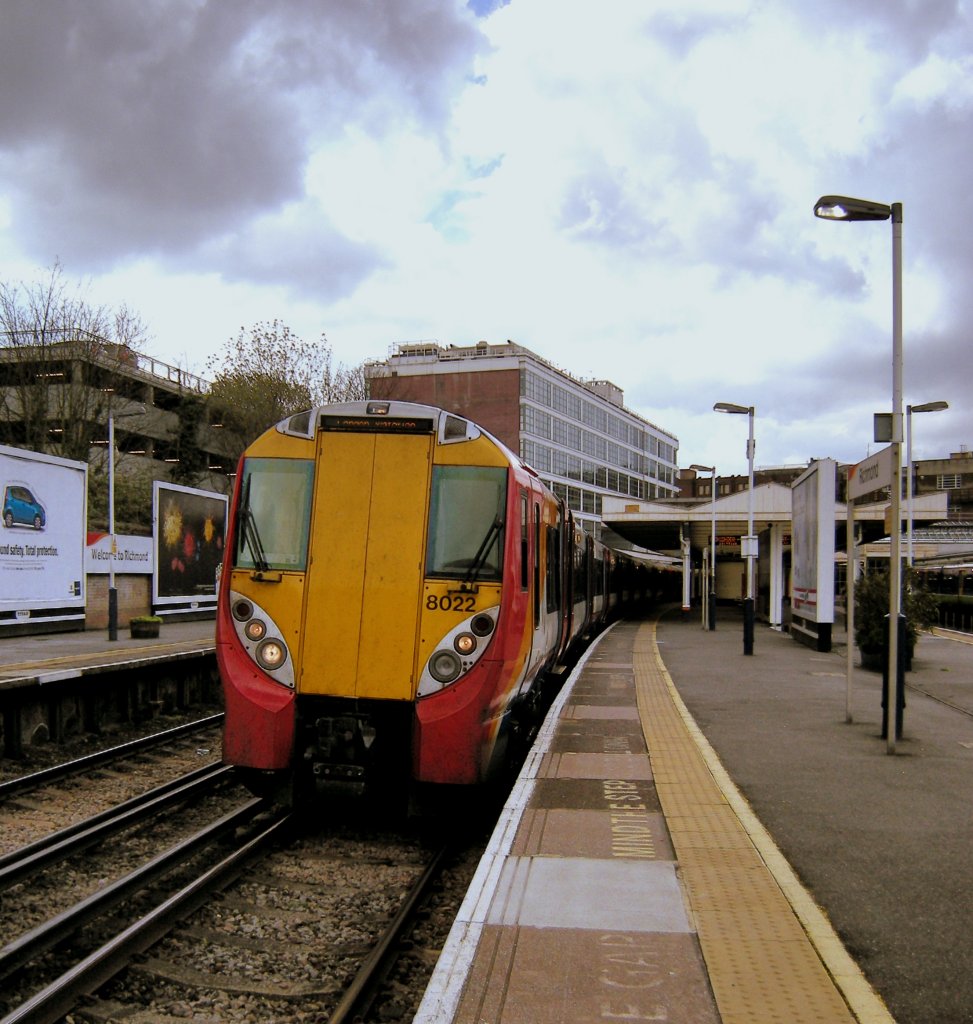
(0, 797, 267, 982)
(327, 844, 451, 1024)
(0, 713, 224, 800)
(0, 763, 232, 889)
(0, 805, 292, 1024)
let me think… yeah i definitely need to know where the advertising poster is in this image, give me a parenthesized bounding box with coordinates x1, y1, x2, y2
(0, 444, 87, 622)
(791, 459, 836, 625)
(153, 481, 227, 607)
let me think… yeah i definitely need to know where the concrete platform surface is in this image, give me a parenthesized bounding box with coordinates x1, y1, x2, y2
(417, 611, 973, 1024)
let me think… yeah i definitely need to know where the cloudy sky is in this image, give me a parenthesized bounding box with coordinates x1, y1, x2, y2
(1, 0, 970, 475)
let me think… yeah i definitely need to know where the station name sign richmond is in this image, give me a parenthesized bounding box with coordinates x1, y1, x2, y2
(848, 444, 893, 500)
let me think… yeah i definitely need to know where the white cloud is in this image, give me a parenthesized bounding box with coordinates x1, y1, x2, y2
(1, 0, 970, 475)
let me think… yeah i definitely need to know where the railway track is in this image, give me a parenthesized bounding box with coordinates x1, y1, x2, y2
(0, 761, 265, 1013)
(0, 713, 224, 800)
(69, 826, 461, 1024)
(0, 718, 225, 858)
(0, 801, 287, 1024)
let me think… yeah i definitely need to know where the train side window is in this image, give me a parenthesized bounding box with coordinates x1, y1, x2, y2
(520, 494, 528, 591)
(533, 503, 541, 627)
(546, 524, 561, 612)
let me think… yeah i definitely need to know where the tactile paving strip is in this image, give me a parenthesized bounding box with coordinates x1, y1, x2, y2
(633, 621, 895, 1024)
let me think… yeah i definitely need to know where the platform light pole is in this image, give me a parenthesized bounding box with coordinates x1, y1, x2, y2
(106, 404, 146, 641)
(814, 194, 902, 752)
(713, 403, 755, 654)
(906, 401, 948, 565)
(690, 463, 717, 631)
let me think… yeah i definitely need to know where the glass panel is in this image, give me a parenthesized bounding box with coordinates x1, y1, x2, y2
(426, 466, 507, 581)
(235, 458, 314, 570)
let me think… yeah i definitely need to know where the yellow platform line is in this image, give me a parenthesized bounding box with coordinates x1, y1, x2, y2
(633, 620, 895, 1024)
(0, 640, 215, 677)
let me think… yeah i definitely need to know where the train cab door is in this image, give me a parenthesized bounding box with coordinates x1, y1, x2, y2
(299, 427, 433, 700)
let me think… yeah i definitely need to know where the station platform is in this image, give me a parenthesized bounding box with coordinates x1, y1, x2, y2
(416, 612, 973, 1024)
(0, 619, 215, 691)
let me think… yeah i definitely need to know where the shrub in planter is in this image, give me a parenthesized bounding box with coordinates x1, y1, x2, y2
(129, 615, 163, 638)
(854, 567, 938, 667)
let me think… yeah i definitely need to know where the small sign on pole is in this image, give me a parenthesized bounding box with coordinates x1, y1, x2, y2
(848, 445, 893, 501)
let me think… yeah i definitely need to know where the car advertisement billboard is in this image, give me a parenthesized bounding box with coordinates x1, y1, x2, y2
(0, 444, 87, 625)
(153, 481, 227, 609)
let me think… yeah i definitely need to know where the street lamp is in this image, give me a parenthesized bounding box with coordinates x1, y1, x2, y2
(815, 194, 902, 752)
(690, 463, 717, 631)
(713, 403, 755, 654)
(907, 401, 948, 565)
(107, 404, 146, 641)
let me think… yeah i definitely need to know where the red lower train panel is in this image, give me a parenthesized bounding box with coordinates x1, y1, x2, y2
(218, 640, 295, 770)
(413, 659, 506, 785)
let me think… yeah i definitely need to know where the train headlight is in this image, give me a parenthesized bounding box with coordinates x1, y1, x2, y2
(245, 619, 267, 642)
(428, 649, 462, 684)
(453, 632, 476, 656)
(231, 599, 254, 622)
(470, 613, 494, 637)
(257, 639, 287, 671)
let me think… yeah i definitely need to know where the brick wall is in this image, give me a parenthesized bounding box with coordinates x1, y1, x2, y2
(85, 574, 152, 629)
(370, 368, 521, 451)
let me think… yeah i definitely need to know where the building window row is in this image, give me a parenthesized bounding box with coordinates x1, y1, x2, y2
(521, 404, 674, 484)
(522, 439, 656, 501)
(521, 369, 675, 462)
(546, 480, 601, 516)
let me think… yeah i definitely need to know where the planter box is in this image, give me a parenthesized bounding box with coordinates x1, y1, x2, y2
(130, 621, 161, 639)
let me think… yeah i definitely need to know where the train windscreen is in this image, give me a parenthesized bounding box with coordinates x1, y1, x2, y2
(425, 465, 506, 582)
(235, 458, 314, 571)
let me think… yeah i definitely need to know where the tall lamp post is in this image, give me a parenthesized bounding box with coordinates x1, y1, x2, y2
(690, 463, 717, 631)
(713, 403, 755, 654)
(814, 194, 902, 753)
(907, 401, 948, 565)
(106, 404, 146, 641)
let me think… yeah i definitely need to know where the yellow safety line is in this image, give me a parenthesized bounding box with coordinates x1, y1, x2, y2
(0, 640, 215, 676)
(633, 619, 896, 1024)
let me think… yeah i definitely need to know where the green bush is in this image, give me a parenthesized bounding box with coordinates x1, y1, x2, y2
(854, 567, 939, 652)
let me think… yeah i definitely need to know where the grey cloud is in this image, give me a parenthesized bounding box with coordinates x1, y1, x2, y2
(0, 0, 482, 272)
(198, 204, 387, 299)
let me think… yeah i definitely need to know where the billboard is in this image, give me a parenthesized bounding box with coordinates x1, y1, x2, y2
(0, 444, 87, 625)
(791, 459, 836, 626)
(153, 481, 227, 609)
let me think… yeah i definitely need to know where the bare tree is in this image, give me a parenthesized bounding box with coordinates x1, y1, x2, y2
(206, 320, 367, 460)
(0, 261, 150, 462)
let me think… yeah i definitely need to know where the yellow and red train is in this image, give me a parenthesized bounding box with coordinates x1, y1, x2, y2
(216, 400, 659, 800)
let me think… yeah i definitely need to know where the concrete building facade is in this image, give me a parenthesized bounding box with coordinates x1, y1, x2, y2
(365, 340, 679, 532)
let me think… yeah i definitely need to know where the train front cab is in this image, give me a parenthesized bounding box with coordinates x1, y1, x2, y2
(218, 402, 566, 799)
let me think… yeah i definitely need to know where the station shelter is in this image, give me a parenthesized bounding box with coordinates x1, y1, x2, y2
(602, 486, 949, 631)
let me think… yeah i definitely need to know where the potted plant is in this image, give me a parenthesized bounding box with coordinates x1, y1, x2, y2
(129, 615, 163, 639)
(854, 567, 938, 670)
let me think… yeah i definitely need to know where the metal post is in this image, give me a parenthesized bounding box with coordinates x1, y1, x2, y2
(743, 408, 755, 655)
(846, 494, 855, 723)
(887, 203, 903, 754)
(906, 405, 914, 567)
(709, 468, 717, 630)
(108, 413, 117, 641)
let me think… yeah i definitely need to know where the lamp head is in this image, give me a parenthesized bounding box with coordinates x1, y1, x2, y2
(814, 195, 893, 222)
(909, 400, 948, 414)
(714, 402, 752, 415)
